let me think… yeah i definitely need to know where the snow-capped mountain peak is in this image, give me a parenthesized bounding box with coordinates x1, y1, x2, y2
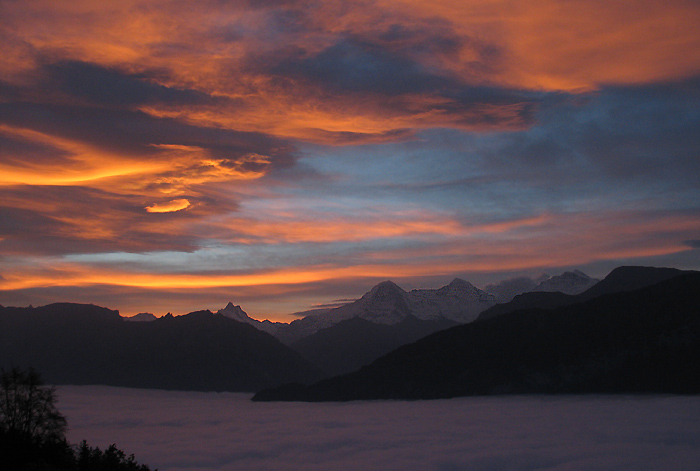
(276, 278, 497, 344)
(215, 302, 284, 336)
(448, 278, 473, 288)
(217, 302, 251, 322)
(365, 280, 406, 297)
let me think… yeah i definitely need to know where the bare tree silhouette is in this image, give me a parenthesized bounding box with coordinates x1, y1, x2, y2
(0, 367, 67, 444)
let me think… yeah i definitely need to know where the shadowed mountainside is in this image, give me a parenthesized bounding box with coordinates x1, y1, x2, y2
(477, 266, 689, 321)
(290, 315, 458, 376)
(252, 271, 700, 401)
(0, 305, 323, 392)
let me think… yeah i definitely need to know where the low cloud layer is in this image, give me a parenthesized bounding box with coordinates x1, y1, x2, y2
(59, 386, 700, 471)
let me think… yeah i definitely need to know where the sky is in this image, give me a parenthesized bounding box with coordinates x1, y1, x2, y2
(59, 386, 700, 471)
(1, 0, 700, 321)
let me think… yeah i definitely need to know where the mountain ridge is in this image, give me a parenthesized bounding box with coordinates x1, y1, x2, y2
(275, 277, 496, 344)
(477, 266, 690, 321)
(253, 271, 700, 401)
(0, 305, 323, 391)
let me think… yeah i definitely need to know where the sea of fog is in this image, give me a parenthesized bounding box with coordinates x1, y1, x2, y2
(57, 386, 700, 471)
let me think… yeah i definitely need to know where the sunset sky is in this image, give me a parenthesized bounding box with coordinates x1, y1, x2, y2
(2, 0, 700, 321)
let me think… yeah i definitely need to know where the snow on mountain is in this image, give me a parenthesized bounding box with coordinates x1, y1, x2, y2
(529, 270, 599, 295)
(275, 279, 496, 344)
(216, 302, 284, 336)
(213, 272, 594, 344)
(217, 302, 251, 323)
(408, 278, 496, 323)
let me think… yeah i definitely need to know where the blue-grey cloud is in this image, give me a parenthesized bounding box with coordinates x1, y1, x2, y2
(0, 133, 73, 167)
(58, 386, 700, 471)
(45, 61, 214, 107)
(685, 240, 700, 249)
(247, 31, 545, 130)
(0, 101, 295, 165)
(272, 38, 453, 95)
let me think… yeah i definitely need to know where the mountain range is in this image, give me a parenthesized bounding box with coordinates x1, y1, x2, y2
(213, 278, 498, 345)
(477, 266, 686, 321)
(2, 266, 697, 397)
(0, 305, 323, 392)
(253, 268, 700, 401)
(210, 278, 494, 376)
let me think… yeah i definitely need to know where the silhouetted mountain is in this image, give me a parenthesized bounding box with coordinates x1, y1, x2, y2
(477, 266, 693, 321)
(253, 272, 700, 401)
(576, 266, 687, 300)
(477, 291, 575, 321)
(291, 315, 458, 376)
(0, 304, 323, 392)
(276, 278, 494, 344)
(123, 312, 157, 322)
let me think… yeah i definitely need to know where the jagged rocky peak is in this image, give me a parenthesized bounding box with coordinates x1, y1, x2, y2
(217, 302, 251, 322)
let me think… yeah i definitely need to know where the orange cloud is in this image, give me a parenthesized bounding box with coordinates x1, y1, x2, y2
(145, 199, 191, 213)
(210, 213, 552, 244)
(380, 0, 700, 90)
(4, 210, 694, 292)
(4, 0, 697, 144)
(0, 124, 169, 187)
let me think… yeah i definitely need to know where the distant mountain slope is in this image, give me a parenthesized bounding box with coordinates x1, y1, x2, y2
(291, 315, 458, 376)
(477, 291, 575, 321)
(276, 278, 494, 344)
(530, 270, 599, 294)
(0, 304, 323, 392)
(576, 266, 687, 300)
(477, 266, 692, 321)
(253, 272, 700, 401)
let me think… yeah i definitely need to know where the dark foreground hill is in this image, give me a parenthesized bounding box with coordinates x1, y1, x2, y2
(477, 266, 689, 320)
(0, 304, 323, 391)
(253, 272, 700, 401)
(291, 315, 457, 376)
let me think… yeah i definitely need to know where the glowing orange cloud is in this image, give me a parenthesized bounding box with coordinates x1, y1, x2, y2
(0, 124, 272, 212)
(3, 0, 698, 144)
(145, 199, 191, 213)
(379, 0, 700, 90)
(210, 213, 552, 244)
(3, 210, 696, 291)
(2, 207, 697, 320)
(0, 125, 169, 186)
